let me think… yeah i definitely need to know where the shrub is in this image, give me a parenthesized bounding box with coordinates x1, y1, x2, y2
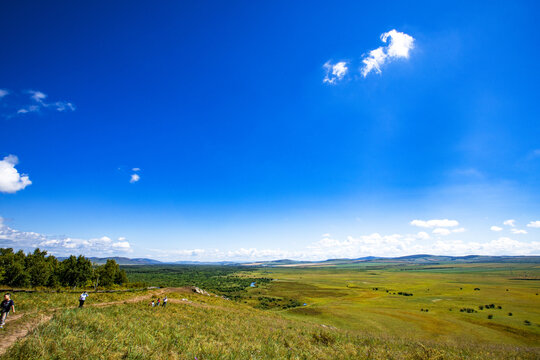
(487, 315, 493, 319)
(312, 331, 335, 346)
(508, 312, 513, 316)
(524, 320, 531, 326)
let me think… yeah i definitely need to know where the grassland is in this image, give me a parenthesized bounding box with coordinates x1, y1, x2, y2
(1, 262, 538, 359)
(245, 263, 540, 347)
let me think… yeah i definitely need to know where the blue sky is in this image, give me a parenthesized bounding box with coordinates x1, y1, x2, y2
(1, 1, 539, 261)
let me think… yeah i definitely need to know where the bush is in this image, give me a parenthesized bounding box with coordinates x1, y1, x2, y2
(487, 314, 493, 319)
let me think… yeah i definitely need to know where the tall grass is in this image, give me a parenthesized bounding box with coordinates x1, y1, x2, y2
(3, 294, 538, 359)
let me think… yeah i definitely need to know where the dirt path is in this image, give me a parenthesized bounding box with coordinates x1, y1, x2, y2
(0, 314, 52, 356)
(0, 287, 214, 357)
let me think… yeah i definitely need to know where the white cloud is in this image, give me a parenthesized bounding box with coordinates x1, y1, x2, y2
(510, 229, 527, 235)
(490, 226, 503, 232)
(0, 89, 9, 98)
(432, 227, 464, 236)
(16, 90, 75, 115)
(130, 173, 140, 183)
(132, 168, 140, 172)
(410, 219, 459, 228)
(0, 219, 131, 256)
(323, 61, 348, 84)
(0, 155, 32, 193)
(503, 219, 516, 227)
(361, 29, 415, 77)
(433, 228, 451, 236)
(526, 221, 540, 228)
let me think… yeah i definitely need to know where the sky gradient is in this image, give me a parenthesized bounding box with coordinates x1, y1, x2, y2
(1, 1, 539, 261)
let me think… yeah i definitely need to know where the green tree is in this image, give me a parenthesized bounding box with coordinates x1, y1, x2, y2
(26, 248, 52, 287)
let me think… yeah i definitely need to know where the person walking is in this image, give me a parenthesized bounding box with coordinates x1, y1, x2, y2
(162, 296, 168, 307)
(79, 291, 88, 308)
(0, 293, 15, 329)
(156, 298, 161, 307)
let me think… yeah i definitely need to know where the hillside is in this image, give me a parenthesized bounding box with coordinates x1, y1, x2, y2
(2, 287, 537, 359)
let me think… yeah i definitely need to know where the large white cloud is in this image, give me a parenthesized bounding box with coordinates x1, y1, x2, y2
(323, 61, 348, 84)
(0, 155, 32, 193)
(361, 29, 415, 77)
(410, 219, 459, 228)
(0, 218, 131, 256)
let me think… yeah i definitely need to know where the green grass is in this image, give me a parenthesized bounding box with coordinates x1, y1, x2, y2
(245, 263, 540, 346)
(3, 292, 538, 359)
(1, 263, 539, 359)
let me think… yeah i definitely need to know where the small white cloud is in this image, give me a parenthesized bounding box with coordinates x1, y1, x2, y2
(417, 231, 430, 240)
(433, 228, 451, 236)
(361, 29, 414, 77)
(503, 219, 516, 227)
(410, 219, 459, 228)
(0, 155, 32, 193)
(112, 240, 132, 251)
(323, 61, 348, 84)
(526, 221, 540, 228)
(29, 90, 47, 102)
(490, 226, 503, 232)
(321, 233, 331, 237)
(15, 90, 75, 115)
(130, 173, 140, 183)
(132, 168, 140, 172)
(0, 89, 9, 98)
(510, 229, 527, 235)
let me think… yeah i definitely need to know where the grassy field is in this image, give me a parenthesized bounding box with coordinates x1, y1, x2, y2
(1, 262, 539, 359)
(245, 263, 540, 347)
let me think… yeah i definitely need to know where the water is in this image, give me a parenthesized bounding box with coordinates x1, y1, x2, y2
(250, 282, 256, 287)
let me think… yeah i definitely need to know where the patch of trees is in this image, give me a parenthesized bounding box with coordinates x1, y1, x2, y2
(255, 296, 302, 310)
(0, 248, 127, 288)
(123, 265, 272, 299)
(478, 304, 502, 310)
(459, 308, 477, 313)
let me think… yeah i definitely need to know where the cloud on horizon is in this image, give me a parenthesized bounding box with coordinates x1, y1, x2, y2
(0, 217, 132, 256)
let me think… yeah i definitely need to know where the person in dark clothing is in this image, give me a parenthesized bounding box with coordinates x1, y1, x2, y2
(1, 293, 15, 328)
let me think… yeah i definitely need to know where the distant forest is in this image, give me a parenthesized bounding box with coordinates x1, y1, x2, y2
(0, 248, 128, 288)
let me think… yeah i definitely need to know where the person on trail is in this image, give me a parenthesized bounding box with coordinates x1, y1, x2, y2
(150, 300, 155, 307)
(156, 298, 161, 307)
(79, 291, 88, 308)
(0, 293, 15, 329)
(162, 296, 168, 307)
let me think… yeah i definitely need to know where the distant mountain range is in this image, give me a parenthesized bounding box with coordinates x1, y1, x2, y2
(85, 254, 540, 266)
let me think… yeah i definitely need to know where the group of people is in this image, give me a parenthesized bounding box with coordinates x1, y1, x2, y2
(0, 291, 169, 330)
(150, 297, 167, 307)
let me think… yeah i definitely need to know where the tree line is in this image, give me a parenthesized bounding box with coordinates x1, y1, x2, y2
(0, 248, 128, 288)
